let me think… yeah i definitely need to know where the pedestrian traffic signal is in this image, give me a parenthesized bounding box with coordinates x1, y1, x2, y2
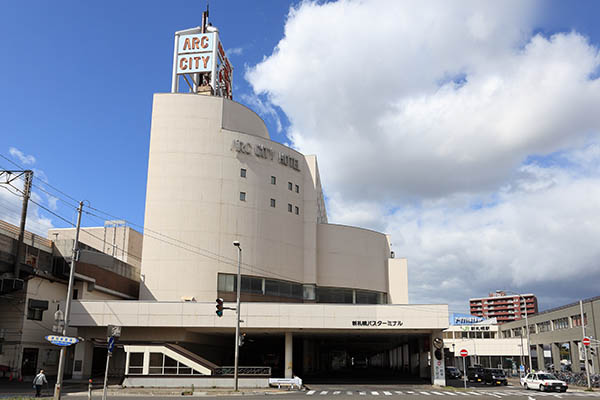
(216, 298, 224, 317)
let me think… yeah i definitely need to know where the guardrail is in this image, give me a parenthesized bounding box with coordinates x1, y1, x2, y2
(213, 366, 271, 376)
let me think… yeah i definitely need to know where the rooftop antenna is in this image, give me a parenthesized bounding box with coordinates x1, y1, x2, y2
(201, 1, 209, 34)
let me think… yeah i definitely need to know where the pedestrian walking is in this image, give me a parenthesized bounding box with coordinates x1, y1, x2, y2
(33, 369, 47, 398)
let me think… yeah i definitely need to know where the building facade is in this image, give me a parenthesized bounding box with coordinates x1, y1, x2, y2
(0, 220, 140, 379)
(470, 291, 538, 323)
(500, 297, 600, 374)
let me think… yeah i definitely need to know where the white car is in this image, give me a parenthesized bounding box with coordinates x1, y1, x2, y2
(522, 372, 568, 392)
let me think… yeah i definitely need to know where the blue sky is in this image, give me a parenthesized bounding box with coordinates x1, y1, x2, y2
(2, 0, 600, 311)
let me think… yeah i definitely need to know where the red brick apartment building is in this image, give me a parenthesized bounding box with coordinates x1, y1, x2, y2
(470, 291, 538, 323)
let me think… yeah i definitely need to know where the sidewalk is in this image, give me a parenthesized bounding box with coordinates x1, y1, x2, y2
(63, 385, 298, 397)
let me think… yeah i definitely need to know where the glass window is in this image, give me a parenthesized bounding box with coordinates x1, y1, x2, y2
(217, 274, 236, 292)
(317, 287, 353, 303)
(271, 176, 276, 184)
(288, 182, 293, 190)
(164, 355, 177, 375)
(553, 317, 569, 330)
(240, 192, 246, 201)
(240, 168, 246, 178)
(572, 314, 587, 327)
(241, 276, 263, 294)
(537, 321, 551, 332)
(128, 352, 144, 374)
(355, 290, 378, 304)
(270, 198, 276, 208)
(303, 284, 316, 301)
(265, 279, 280, 297)
(27, 308, 43, 321)
(288, 203, 293, 212)
(295, 206, 299, 215)
(295, 184, 300, 193)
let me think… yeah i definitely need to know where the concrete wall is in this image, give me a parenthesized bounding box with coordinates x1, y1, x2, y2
(122, 376, 269, 388)
(388, 258, 409, 304)
(140, 93, 394, 303)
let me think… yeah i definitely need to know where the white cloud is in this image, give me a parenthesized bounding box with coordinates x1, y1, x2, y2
(227, 47, 244, 56)
(9, 147, 36, 165)
(246, 0, 600, 310)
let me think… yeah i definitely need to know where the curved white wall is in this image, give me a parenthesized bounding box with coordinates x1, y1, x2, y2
(140, 94, 394, 302)
(317, 224, 389, 293)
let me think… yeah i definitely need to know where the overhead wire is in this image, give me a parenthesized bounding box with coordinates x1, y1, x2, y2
(0, 153, 457, 316)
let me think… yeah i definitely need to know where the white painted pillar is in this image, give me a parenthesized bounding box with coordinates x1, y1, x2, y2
(285, 332, 293, 378)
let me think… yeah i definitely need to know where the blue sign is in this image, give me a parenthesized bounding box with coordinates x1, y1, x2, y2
(450, 313, 485, 326)
(520, 365, 525, 372)
(108, 336, 115, 353)
(45, 335, 79, 346)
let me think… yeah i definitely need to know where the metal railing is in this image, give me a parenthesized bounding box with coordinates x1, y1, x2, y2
(213, 366, 271, 376)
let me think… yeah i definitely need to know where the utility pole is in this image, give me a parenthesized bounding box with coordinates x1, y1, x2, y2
(581, 300, 591, 390)
(0, 170, 33, 278)
(13, 170, 32, 278)
(54, 201, 84, 400)
(232, 241, 242, 391)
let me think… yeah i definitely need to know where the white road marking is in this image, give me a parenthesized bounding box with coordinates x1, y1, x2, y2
(431, 392, 445, 396)
(333, 391, 341, 395)
(395, 391, 404, 395)
(346, 391, 354, 395)
(306, 390, 315, 395)
(468, 392, 482, 396)
(383, 392, 392, 396)
(406, 391, 416, 394)
(319, 391, 328, 395)
(359, 392, 366, 396)
(372, 392, 380, 396)
(455, 392, 470, 396)
(420, 392, 432, 396)
(445, 392, 458, 396)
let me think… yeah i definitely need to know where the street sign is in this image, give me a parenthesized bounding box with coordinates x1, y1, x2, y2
(107, 325, 121, 338)
(520, 365, 525, 372)
(45, 335, 79, 346)
(107, 336, 115, 353)
(583, 337, 591, 346)
(460, 349, 469, 357)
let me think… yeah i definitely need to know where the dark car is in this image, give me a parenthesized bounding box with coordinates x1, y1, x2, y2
(446, 366, 462, 379)
(467, 366, 485, 383)
(484, 368, 508, 385)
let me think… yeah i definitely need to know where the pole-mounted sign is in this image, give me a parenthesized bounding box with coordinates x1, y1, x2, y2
(45, 335, 79, 347)
(583, 337, 591, 346)
(460, 349, 469, 357)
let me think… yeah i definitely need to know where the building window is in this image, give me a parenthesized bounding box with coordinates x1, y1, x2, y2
(288, 204, 292, 213)
(217, 274, 236, 292)
(271, 176, 276, 185)
(295, 206, 299, 215)
(295, 184, 300, 193)
(128, 352, 144, 374)
(355, 290, 378, 304)
(288, 182, 293, 190)
(27, 299, 48, 321)
(572, 314, 587, 327)
(239, 192, 246, 201)
(270, 198, 276, 208)
(72, 289, 79, 300)
(553, 317, 569, 330)
(240, 168, 246, 178)
(537, 321, 551, 333)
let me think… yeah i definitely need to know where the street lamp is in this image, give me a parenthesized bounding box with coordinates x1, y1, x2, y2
(504, 290, 533, 373)
(232, 241, 242, 391)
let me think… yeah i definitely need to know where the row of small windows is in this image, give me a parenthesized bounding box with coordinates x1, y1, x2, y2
(217, 273, 387, 304)
(240, 168, 300, 193)
(239, 192, 300, 214)
(501, 313, 588, 338)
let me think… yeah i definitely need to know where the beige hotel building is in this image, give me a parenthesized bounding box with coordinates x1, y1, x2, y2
(63, 24, 450, 387)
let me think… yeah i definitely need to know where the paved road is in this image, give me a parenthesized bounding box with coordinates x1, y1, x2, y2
(18, 387, 596, 400)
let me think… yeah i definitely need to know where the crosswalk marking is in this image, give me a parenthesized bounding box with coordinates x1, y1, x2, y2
(432, 392, 445, 396)
(333, 391, 341, 395)
(420, 392, 432, 395)
(305, 388, 600, 397)
(383, 391, 393, 396)
(319, 391, 328, 395)
(468, 392, 482, 396)
(307, 390, 315, 395)
(372, 391, 380, 395)
(446, 392, 458, 396)
(359, 391, 367, 396)
(395, 391, 404, 395)
(455, 392, 470, 396)
(406, 391, 416, 394)
(347, 391, 354, 395)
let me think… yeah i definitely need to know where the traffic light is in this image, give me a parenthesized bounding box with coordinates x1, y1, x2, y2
(591, 348, 596, 356)
(239, 333, 246, 347)
(216, 298, 224, 317)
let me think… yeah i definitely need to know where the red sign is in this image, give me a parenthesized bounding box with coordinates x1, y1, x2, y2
(460, 349, 469, 357)
(583, 337, 591, 346)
